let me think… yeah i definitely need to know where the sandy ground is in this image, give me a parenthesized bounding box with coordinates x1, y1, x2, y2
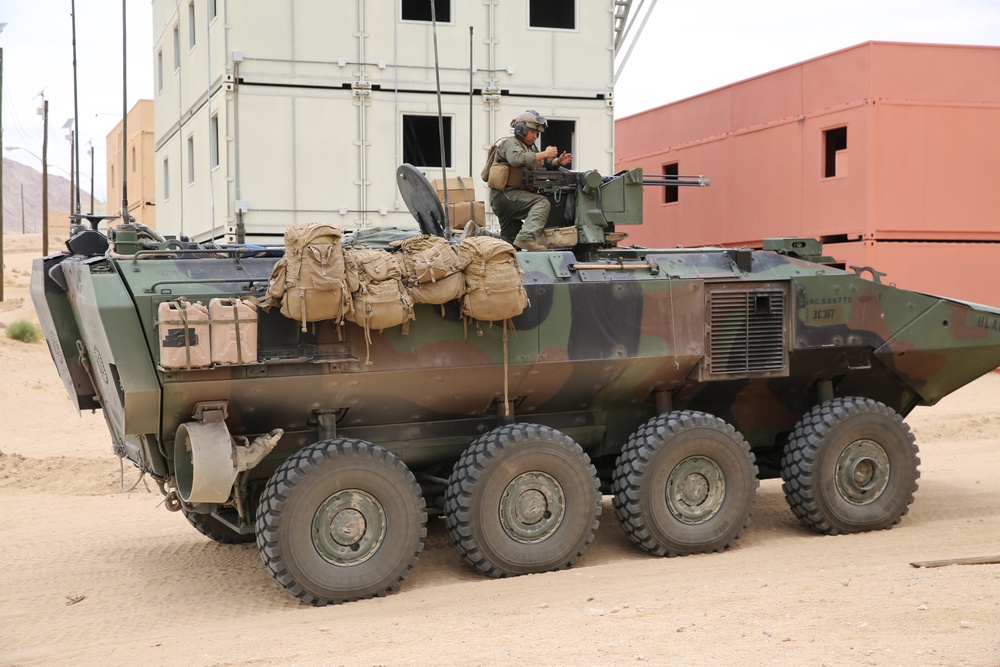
(1, 232, 999, 666)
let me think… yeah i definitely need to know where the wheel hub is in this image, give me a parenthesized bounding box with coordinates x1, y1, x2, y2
(331, 508, 366, 546)
(665, 455, 726, 524)
(499, 471, 565, 544)
(836, 439, 890, 505)
(312, 489, 386, 566)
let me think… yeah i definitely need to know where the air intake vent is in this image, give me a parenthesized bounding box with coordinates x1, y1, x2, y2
(707, 288, 787, 377)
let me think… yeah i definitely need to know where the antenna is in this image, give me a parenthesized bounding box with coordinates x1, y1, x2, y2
(71, 0, 81, 215)
(469, 26, 473, 177)
(120, 0, 130, 222)
(430, 0, 450, 239)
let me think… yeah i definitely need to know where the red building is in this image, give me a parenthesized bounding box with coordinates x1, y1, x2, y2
(615, 42, 1000, 305)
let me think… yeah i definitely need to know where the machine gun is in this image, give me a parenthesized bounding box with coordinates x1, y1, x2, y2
(524, 168, 710, 195)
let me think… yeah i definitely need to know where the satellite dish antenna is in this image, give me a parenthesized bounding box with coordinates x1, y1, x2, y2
(395, 164, 447, 238)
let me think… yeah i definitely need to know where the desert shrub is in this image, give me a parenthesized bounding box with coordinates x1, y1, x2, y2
(6, 319, 41, 344)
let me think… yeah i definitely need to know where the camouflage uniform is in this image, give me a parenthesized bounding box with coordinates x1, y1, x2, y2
(489, 136, 560, 244)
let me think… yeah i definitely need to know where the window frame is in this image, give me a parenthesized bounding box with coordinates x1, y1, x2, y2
(662, 162, 679, 204)
(209, 114, 220, 169)
(172, 25, 180, 70)
(188, 0, 197, 50)
(401, 113, 454, 169)
(163, 158, 170, 201)
(400, 0, 453, 24)
(187, 135, 196, 185)
(157, 49, 164, 92)
(822, 125, 848, 179)
(527, 0, 577, 31)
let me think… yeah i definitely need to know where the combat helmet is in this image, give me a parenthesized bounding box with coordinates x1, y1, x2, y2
(511, 110, 548, 140)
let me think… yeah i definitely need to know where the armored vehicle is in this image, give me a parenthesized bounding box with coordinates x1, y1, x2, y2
(31, 165, 1000, 605)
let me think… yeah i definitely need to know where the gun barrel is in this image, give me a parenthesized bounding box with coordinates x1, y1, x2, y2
(642, 176, 711, 187)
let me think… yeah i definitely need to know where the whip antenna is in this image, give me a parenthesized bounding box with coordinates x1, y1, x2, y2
(430, 1, 450, 239)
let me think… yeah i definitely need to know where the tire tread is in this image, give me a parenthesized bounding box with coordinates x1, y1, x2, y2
(255, 439, 426, 605)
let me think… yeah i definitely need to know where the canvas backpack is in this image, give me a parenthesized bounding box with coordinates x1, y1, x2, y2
(263, 223, 351, 331)
(458, 236, 528, 323)
(257, 223, 351, 331)
(393, 234, 469, 305)
(344, 247, 415, 364)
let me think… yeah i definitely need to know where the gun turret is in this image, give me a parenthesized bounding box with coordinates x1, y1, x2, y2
(520, 167, 711, 256)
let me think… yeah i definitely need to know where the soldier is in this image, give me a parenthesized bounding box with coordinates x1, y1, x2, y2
(487, 110, 572, 251)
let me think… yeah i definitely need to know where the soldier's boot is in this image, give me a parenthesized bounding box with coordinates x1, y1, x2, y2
(458, 220, 478, 241)
(459, 221, 500, 242)
(513, 236, 546, 252)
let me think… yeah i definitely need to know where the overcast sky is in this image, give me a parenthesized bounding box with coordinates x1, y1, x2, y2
(2, 0, 998, 202)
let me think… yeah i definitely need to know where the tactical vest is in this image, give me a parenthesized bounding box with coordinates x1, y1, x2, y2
(484, 137, 531, 190)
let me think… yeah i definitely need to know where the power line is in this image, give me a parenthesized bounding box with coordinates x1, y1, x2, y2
(1, 76, 43, 143)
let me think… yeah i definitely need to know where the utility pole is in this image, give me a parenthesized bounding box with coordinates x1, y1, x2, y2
(42, 98, 49, 256)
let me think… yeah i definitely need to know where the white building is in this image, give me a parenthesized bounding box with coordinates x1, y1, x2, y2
(152, 0, 636, 242)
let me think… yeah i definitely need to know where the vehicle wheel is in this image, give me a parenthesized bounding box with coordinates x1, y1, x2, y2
(183, 509, 255, 544)
(781, 397, 920, 535)
(255, 439, 427, 605)
(444, 423, 601, 578)
(612, 411, 758, 556)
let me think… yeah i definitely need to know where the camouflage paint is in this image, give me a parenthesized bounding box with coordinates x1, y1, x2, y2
(30, 170, 1000, 519)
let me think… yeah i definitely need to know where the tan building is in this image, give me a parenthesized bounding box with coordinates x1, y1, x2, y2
(106, 99, 156, 228)
(615, 42, 1000, 306)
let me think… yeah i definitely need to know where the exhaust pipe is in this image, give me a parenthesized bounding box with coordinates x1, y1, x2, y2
(173, 404, 283, 503)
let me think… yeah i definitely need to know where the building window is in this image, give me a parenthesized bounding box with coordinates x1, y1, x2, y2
(401, 0, 450, 22)
(663, 162, 679, 203)
(403, 114, 452, 168)
(541, 119, 575, 169)
(163, 158, 170, 200)
(530, 0, 575, 29)
(210, 114, 220, 168)
(823, 126, 847, 178)
(132, 146, 136, 172)
(173, 25, 180, 69)
(188, 1, 197, 49)
(187, 136, 195, 184)
(208, 0, 217, 22)
(157, 50, 163, 92)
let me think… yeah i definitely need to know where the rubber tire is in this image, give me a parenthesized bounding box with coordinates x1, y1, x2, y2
(255, 439, 427, 605)
(612, 411, 759, 557)
(444, 423, 602, 578)
(183, 509, 255, 544)
(781, 397, 920, 535)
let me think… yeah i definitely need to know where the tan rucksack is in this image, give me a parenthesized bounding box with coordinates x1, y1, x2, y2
(394, 235, 469, 305)
(262, 223, 351, 331)
(458, 236, 528, 322)
(344, 247, 415, 364)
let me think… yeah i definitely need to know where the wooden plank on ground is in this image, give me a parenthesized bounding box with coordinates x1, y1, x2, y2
(910, 556, 1000, 568)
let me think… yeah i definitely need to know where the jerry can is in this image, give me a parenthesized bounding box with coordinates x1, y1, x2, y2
(209, 297, 258, 365)
(157, 299, 211, 369)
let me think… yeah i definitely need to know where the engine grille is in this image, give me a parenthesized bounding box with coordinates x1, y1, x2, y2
(707, 287, 787, 376)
